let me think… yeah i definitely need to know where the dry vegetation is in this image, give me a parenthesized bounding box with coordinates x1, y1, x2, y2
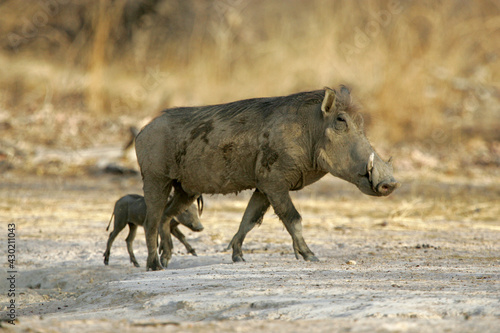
(0, 0, 499, 177)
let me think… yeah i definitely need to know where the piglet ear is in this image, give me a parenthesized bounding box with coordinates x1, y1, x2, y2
(321, 87, 336, 114)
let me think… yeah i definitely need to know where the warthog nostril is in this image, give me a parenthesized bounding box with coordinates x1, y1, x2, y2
(377, 181, 401, 195)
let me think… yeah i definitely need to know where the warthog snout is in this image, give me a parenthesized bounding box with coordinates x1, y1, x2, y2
(375, 181, 401, 196)
(360, 152, 400, 197)
(191, 224, 204, 232)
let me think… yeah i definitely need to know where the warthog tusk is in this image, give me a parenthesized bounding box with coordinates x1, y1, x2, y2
(367, 153, 374, 183)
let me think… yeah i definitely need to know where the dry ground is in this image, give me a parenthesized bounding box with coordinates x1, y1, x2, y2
(0, 168, 499, 332)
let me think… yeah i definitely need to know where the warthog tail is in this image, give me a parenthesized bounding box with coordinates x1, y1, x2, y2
(106, 213, 114, 231)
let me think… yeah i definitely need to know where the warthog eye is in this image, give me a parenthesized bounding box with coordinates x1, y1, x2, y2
(335, 113, 348, 131)
(336, 114, 346, 123)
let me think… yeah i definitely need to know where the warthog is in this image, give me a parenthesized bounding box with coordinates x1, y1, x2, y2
(136, 86, 400, 270)
(103, 194, 204, 267)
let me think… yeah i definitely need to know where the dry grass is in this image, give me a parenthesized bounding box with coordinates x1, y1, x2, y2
(0, 0, 499, 175)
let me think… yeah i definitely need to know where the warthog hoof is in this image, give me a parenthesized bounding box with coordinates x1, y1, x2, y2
(146, 257, 164, 271)
(294, 248, 319, 262)
(304, 255, 320, 262)
(189, 249, 198, 257)
(147, 264, 163, 271)
(232, 255, 245, 263)
(160, 256, 170, 268)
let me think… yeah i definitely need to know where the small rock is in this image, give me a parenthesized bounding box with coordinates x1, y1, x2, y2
(346, 260, 357, 265)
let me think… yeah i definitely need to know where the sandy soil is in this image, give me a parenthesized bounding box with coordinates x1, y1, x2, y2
(0, 171, 499, 332)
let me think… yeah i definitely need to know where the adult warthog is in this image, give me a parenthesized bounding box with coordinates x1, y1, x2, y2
(136, 86, 400, 270)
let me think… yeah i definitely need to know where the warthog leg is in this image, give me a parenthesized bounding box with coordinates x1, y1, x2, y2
(125, 223, 140, 267)
(266, 190, 319, 262)
(227, 189, 271, 262)
(143, 178, 173, 271)
(158, 183, 198, 268)
(170, 219, 198, 256)
(103, 207, 128, 266)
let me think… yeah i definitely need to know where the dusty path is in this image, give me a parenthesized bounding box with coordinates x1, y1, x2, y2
(0, 173, 499, 332)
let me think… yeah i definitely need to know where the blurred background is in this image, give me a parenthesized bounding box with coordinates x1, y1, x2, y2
(0, 0, 499, 177)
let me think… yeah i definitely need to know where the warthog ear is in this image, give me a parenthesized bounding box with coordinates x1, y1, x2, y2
(321, 87, 336, 115)
(340, 85, 351, 97)
(338, 85, 352, 107)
